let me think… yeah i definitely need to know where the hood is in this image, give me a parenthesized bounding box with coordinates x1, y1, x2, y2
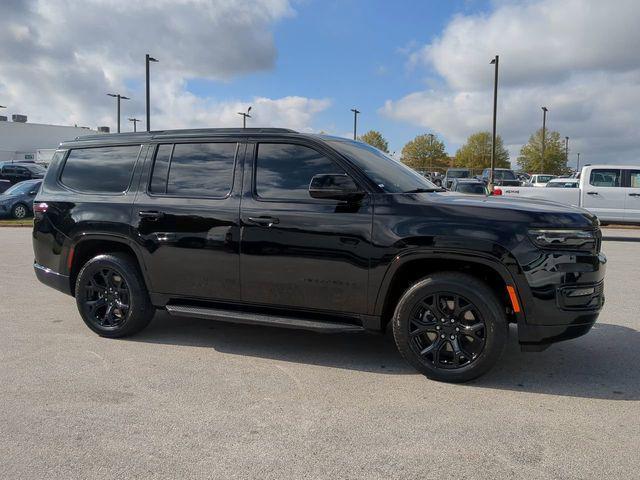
(401, 191, 599, 229)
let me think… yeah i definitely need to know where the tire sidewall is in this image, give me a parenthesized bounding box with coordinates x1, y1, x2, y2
(393, 275, 507, 382)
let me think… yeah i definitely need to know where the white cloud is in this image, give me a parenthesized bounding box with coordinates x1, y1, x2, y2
(0, 0, 329, 132)
(383, 0, 640, 165)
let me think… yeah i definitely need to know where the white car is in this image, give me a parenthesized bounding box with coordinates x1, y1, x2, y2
(499, 165, 640, 224)
(527, 174, 556, 187)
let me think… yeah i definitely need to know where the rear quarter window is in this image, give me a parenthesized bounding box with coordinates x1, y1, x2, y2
(60, 145, 141, 193)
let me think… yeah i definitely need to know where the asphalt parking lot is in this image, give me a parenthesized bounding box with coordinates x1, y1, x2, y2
(1, 228, 639, 479)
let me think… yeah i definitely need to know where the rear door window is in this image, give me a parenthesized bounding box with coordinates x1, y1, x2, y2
(149, 142, 237, 198)
(60, 145, 141, 193)
(589, 169, 621, 187)
(627, 170, 640, 188)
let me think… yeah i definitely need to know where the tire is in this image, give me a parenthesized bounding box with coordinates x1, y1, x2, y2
(11, 203, 28, 219)
(392, 272, 507, 383)
(75, 253, 154, 338)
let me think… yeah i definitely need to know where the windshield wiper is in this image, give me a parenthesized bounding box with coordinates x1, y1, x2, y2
(404, 187, 444, 193)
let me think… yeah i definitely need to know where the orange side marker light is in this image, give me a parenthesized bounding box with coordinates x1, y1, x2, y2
(506, 285, 521, 313)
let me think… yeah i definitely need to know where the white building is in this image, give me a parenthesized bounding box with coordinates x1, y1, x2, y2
(0, 116, 107, 164)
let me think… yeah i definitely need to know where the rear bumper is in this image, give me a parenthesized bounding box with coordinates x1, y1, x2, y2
(34, 263, 72, 296)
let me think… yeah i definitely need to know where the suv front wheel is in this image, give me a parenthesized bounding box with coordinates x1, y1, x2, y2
(393, 272, 507, 382)
(75, 253, 155, 338)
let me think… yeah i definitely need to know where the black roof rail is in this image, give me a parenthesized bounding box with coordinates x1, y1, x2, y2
(75, 127, 299, 141)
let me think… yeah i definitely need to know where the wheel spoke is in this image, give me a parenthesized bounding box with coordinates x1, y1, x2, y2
(460, 322, 484, 336)
(410, 324, 436, 337)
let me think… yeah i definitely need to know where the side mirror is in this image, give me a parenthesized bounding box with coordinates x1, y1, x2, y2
(309, 173, 364, 201)
(28, 190, 38, 195)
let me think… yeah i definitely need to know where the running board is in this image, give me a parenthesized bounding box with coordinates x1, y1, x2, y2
(165, 304, 365, 333)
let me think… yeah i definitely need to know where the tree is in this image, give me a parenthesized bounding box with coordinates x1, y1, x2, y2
(517, 129, 569, 175)
(358, 130, 389, 153)
(401, 134, 448, 172)
(454, 131, 510, 170)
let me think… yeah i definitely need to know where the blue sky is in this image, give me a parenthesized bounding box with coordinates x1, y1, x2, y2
(3, 0, 638, 164)
(184, 0, 491, 155)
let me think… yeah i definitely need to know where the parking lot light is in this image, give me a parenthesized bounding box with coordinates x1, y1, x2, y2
(107, 93, 130, 133)
(541, 106, 548, 173)
(146, 54, 158, 132)
(350, 108, 360, 140)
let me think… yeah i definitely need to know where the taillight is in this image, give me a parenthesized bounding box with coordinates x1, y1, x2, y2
(34, 202, 49, 214)
(492, 188, 503, 196)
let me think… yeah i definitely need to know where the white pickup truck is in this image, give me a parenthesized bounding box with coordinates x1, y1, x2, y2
(500, 164, 640, 224)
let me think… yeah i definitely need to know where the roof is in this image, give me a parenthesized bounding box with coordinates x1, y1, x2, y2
(72, 127, 298, 142)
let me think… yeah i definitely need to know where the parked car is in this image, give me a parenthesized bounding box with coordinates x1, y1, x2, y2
(527, 174, 556, 187)
(0, 162, 47, 185)
(546, 178, 579, 188)
(481, 168, 521, 186)
(449, 178, 488, 195)
(33, 129, 606, 382)
(0, 179, 42, 218)
(500, 164, 640, 224)
(443, 168, 470, 189)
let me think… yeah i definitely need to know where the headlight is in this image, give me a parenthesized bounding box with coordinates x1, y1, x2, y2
(528, 228, 597, 251)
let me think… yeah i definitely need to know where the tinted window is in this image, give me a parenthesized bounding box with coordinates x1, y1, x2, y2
(589, 169, 621, 187)
(163, 143, 236, 197)
(447, 170, 470, 178)
(494, 170, 516, 180)
(149, 144, 173, 194)
(4, 181, 41, 195)
(628, 170, 640, 188)
(326, 139, 437, 193)
(61, 145, 140, 193)
(455, 183, 486, 194)
(256, 143, 347, 200)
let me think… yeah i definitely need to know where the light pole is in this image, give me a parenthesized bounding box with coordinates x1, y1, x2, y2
(350, 108, 360, 140)
(576, 152, 581, 173)
(107, 93, 130, 133)
(541, 106, 548, 173)
(237, 106, 252, 128)
(129, 118, 141, 132)
(564, 136, 569, 168)
(145, 54, 158, 132)
(489, 55, 499, 188)
(428, 133, 435, 173)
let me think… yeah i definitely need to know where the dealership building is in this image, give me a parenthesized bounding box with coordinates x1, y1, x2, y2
(0, 114, 108, 164)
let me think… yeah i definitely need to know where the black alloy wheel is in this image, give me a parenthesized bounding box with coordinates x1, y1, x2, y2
(408, 292, 486, 369)
(80, 267, 131, 330)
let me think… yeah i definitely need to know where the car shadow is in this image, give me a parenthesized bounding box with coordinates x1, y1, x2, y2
(130, 312, 640, 401)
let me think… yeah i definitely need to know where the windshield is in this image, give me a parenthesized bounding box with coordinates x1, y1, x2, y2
(447, 170, 470, 178)
(493, 170, 516, 180)
(535, 175, 554, 183)
(26, 164, 47, 174)
(455, 183, 486, 195)
(327, 139, 439, 193)
(4, 181, 40, 195)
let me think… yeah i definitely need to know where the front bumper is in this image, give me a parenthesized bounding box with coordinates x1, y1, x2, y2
(34, 263, 71, 296)
(516, 250, 606, 349)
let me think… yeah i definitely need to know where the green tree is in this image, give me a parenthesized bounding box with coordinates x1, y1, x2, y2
(358, 130, 389, 153)
(401, 133, 448, 172)
(454, 131, 510, 170)
(517, 129, 569, 175)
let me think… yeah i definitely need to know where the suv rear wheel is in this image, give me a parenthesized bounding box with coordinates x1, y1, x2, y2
(75, 253, 155, 338)
(392, 272, 507, 382)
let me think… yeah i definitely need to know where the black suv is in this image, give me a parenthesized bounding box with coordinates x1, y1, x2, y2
(1, 162, 47, 184)
(33, 128, 606, 382)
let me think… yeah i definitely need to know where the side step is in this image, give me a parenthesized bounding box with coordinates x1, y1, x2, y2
(165, 304, 365, 333)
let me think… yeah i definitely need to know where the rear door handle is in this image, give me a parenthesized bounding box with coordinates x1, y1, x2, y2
(629, 193, 640, 197)
(139, 210, 164, 220)
(586, 191, 599, 195)
(247, 216, 280, 227)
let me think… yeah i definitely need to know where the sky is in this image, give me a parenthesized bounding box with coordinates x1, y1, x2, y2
(1, 0, 639, 167)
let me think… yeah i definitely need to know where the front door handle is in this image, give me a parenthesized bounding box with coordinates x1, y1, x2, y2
(629, 193, 640, 197)
(247, 216, 280, 227)
(586, 191, 599, 195)
(139, 210, 165, 220)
